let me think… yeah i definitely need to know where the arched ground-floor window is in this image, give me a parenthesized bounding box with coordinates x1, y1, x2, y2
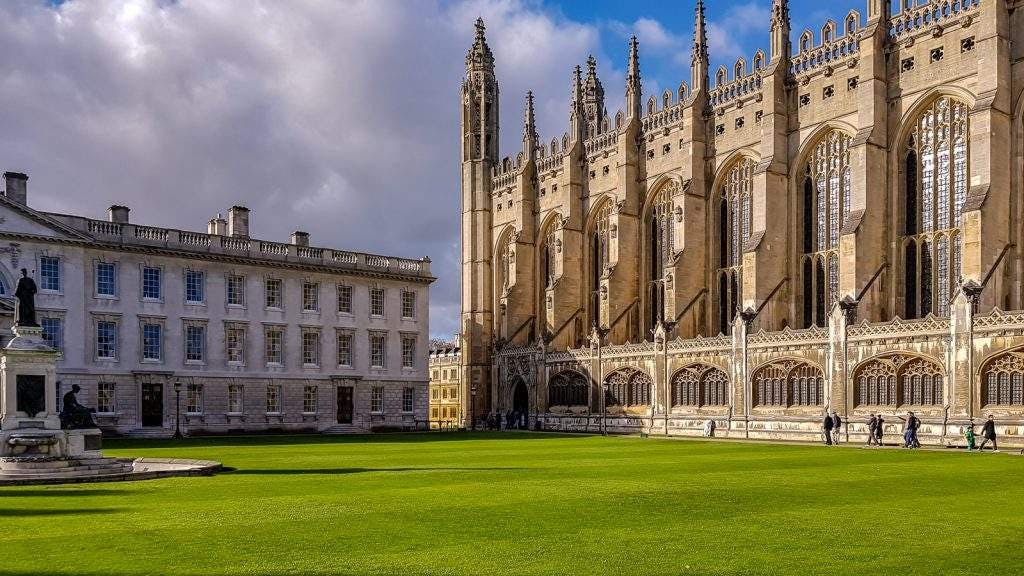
(548, 370, 590, 407)
(671, 364, 728, 407)
(752, 360, 824, 408)
(605, 368, 652, 407)
(981, 347, 1024, 406)
(853, 354, 944, 408)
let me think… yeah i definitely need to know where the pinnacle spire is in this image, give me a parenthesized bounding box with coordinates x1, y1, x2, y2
(583, 55, 605, 137)
(691, 0, 709, 92)
(626, 36, 642, 118)
(466, 17, 494, 71)
(523, 91, 536, 140)
(770, 0, 792, 62)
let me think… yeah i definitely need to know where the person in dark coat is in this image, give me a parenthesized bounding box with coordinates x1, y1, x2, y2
(822, 412, 834, 445)
(875, 414, 885, 446)
(866, 413, 878, 446)
(979, 415, 998, 452)
(831, 411, 843, 444)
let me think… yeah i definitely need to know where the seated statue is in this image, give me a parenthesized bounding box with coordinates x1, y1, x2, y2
(60, 384, 97, 429)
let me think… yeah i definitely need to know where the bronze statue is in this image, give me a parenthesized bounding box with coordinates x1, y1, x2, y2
(14, 268, 37, 327)
(60, 384, 97, 429)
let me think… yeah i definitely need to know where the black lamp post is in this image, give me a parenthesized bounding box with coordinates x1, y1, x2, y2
(173, 379, 183, 439)
(470, 384, 478, 431)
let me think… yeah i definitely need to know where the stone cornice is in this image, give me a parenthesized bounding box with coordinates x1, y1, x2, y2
(0, 231, 435, 285)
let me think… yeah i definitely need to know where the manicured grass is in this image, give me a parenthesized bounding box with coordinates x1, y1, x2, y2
(1, 433, 1021, 575)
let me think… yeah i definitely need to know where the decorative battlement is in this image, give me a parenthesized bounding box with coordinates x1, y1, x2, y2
(584, 129, 619, 157)
(536, 148, 566, 174)
(791, 29, 860, 77)
(641, 103, 684, 135)
(847, 314, 951, 341)
(61, 214, 431, 278)
(889, 0, 980, 41)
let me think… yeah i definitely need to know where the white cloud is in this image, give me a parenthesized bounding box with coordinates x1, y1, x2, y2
(0, 0, 605, 338)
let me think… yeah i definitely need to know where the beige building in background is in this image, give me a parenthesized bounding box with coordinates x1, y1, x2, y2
(0, 172, 434, 436)
(428, 339, 462, 429)
(460, 0, 1024, 444)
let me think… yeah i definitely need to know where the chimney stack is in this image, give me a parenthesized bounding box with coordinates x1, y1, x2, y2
(290, 231, 310, 246)
(3, 172, 28, 205)
(228, 206, 250, 238)
(108, 205, 130, 224)
(208, 214, 227, 235)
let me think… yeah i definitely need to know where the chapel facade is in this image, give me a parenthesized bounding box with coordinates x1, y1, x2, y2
(460, 0, 1024, 444)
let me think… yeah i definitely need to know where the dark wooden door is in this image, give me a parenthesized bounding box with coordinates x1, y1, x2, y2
(141, 383, 163, 427)
(337, 386, 353, 424)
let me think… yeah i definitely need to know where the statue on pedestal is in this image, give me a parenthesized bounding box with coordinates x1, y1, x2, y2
(14, 268, 37, 328)
(60, 384, 96, 429)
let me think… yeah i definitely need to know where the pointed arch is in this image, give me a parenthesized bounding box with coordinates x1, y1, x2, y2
(752, 50, 766, 72)
(793, 123, 855, 327)
(711, 152, 758, 335)
(678, 81, 689, 102)
(715, 66, 728, 87)
(845, 10, 861, 35)
(751, 358, 824, 408)
(604, 367, 652, 407)
(853, 353, 945, 407)
(821, 20, 837, 44)
(896, 91, 973, 319)
(799, 30, 814, 53)
(734, 58, 746, 79)
(670, 363, 729, 408)
(585, 197, 613, 330)
(538, 212, 564, 292)
(548, 370, 591, 408)
(642, 176, 682, 334)
(978, 346, 1024, 407)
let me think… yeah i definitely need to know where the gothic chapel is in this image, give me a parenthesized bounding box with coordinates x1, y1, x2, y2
(460, 0, 1024, 444)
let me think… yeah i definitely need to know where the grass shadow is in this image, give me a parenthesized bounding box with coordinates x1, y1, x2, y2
(0, 508, 124, 517)
(227, 466, 528, 476)
(103, 431, 583, 451)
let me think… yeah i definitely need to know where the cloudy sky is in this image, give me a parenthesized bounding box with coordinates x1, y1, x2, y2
(1, 0, 855, 338)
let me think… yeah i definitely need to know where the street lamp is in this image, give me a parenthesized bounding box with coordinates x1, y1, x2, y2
(173, 379, 183, 439)
(592, 324, 610, 436)
(470, 383, 478, 431)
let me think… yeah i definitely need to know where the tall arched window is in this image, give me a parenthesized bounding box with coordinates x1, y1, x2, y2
(854, 354, 944, 407)
(548, 371, 590, 407)
(671, 364, 729, 408)
(903, 96, 969, 319)
(716, 158, 754, 335)
(646, 187, 674, 332)
(497, 232, 514, 296)
(981, 347, 1024, 406)
(801, 130, 852, 327)
(589, 202, 612, 329)
(541, 218, 560, 291)
(604, 368, 652, 407)
(752, 360, 824, 408)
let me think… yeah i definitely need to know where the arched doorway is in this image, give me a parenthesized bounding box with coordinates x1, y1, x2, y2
(511, 378, 529, 429)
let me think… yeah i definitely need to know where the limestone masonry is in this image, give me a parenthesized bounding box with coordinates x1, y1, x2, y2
(460, 0, 1024, 444)
(0, 172, 434, 436)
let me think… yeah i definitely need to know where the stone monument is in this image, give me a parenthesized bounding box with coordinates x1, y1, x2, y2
(1, 269, 103, 467)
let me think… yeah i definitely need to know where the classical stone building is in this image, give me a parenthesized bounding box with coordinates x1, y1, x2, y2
(0, 171, 433, 435)
(461, 0, 1024, 445)
(428, 339, 463, 429)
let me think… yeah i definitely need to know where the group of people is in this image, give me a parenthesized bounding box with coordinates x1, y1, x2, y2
(962, 415, 1000, 451)
(822, 410, 1000, 451)
(482, 411, 528, 431)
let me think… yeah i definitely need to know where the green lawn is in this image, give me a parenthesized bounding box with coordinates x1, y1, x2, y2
(1, 433, 1022, 576)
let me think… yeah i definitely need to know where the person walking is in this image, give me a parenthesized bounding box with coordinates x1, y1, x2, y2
(911, 412, 922, 448)
(822, 412, 834, 445)
(979, 414, 998, 452)
(875, 414, 885, 446)
(866, 413, 878, 446)
(899, 412, 917, 448)
(963, 421, 977, 451)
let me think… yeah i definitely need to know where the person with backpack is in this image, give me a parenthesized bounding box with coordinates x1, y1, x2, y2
(822, 412, 834, 445)
(979, 415, 998, 452)
(866, 413, 878, 446)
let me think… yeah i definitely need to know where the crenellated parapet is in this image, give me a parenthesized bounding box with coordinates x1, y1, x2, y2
(889, 0, 981, 42)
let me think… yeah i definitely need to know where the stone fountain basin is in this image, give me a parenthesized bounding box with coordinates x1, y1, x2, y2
(0, 457, 221, 486)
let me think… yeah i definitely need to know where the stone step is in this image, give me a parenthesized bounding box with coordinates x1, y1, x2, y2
(0, 459, 73, 470)
(1, 463, 133, 477)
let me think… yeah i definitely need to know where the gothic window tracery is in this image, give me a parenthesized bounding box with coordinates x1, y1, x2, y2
(854, 354, 944, 407)
(981, 348, 1024, 406)
(752, 360, 823, 408)
(604, 368, 652, 407)
(671, 364, 729, 408)
(801, 130, 851, 328)
(589, 202, 612, 329)
(717, 158, 754, 335)
(903, 96, 969, 319)
(541, 219, 560, 290)
(548, 370, 590, 406)
(646, 186, 675, 332)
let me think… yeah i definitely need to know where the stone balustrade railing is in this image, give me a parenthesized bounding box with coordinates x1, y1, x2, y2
(63, 215, 431, 277)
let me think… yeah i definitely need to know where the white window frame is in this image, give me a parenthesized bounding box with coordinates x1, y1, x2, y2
(141, 266, 162, 301)
(302, 281, 319, 312)
(141, 321, 163, 362)
(185, 269, 206, 305)
(401, 290, 416, 319)
(95, 319, 119, 360)
(97, 382, 116, 414)
(186, 383, 204, 415)
(265, 278, 283, 310)
(337, 284, 353, 314)
(41, 316, 64, 354)
(302, 329, 320, 367)
(370, 331, 387, 369)
(266, 384, 282, 414)
(184, 323, 206, 363)
(226, 324, 246, 365)
(303, 385, 318, 414)
(401, 334, 416, 369)
(370, 287, 385, 317)
(39, 255, 61, 292)
(371, 386, 384, 414)
(95, 261, 117, 298)
(264, 326, 284, 366)
(226, 274, 245, 307)
(336, 330, 354, 367)
(228, 384, 244, 414)
(402, 387, 414, 413)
